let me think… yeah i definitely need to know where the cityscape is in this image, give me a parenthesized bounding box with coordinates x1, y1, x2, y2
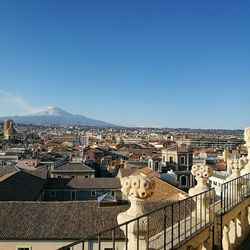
(0, 115, 249, 250)
(0, 1, 250, 250)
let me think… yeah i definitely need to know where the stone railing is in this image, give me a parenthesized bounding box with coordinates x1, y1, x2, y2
(217, 173, 250, 250)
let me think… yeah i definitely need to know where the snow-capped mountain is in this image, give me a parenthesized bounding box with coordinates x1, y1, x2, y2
(30, 107, 67, 116)
(1, 107, 117, 127)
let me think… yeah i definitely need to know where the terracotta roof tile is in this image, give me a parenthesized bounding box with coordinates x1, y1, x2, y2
(45, 178, 121, 189)
(0, 200, 192, 240)
(0, 170, 47, 201)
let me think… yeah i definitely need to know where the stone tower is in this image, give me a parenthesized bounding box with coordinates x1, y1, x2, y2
(3, 119, 16, 140)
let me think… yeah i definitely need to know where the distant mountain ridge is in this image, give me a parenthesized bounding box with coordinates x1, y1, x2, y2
(0, 107, 117, 127)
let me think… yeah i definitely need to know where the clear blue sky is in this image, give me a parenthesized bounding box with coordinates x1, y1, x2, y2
(0, 0, 249, 129)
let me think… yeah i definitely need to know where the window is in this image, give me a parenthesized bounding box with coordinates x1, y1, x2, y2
(154, 161, 159, 171)
(180, 175, 188, 186)
(111, 191, 115, 196)
(58, 176, 62, 178)
(17, 248, 31, 250)
(85, 175, 88, 178)
(214, 181, 217, 185)
(91, 190, 96, 196)
(71, 191, 76, 200)
(104, 248, 113, 250)
(169, 156, 173, 163)
(180, 156, 185, 165)
(71, 175, 75, 178)
(50, 191, 56, 197)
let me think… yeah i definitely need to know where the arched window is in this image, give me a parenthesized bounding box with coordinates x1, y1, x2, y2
(154, 161, 159, 171)
(180, 175, 188, 186)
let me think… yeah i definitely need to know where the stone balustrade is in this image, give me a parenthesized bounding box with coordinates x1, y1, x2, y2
(115, 164, 250, 250)
(220, 198, 250, 250)
(241, 127, 250, 175)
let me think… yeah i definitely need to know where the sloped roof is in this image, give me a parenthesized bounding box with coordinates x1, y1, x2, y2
(51, 146, 70, 153)
(0, 170, 47, 201)
(45, 177, 121, 190)
(132, 167, 160, 178)
(0, 200, 177, 240)
(52, 162, 95, 173)
(211, 161, 227, 171)
(0, 201, 125, 240)
(162, 145, 192, 152)
(117, 168, 136, 178)
(126, 161, 148, 169)
(0, 164, 19, 178)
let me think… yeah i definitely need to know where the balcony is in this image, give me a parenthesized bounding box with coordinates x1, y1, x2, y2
(57, 171, 250, 250)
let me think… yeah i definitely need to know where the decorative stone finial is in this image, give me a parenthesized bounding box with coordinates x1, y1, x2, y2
(244, 127, 250, 146)
(189, 164, 214, 221)
(118, 175, 156, 250)
(241, 127, 250, 175)
(239, 156, 248, 169)
(227, 158, 245, 179)
(226, 158, 245, 201)
(121, 175, 155, 199)
(189, 164, 213, 196)
(228, 158, 246, 170)
(191, 164, 213, 181)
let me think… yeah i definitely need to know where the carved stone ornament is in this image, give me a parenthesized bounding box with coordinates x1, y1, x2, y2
(244, 127, 250, 146)
(191, 164, 213, 181)
(121, 175, 155, 199)
(227, 159, 244, 179)
(189, 164, 213, 196)
(241, 127, 250, 174)
(189, 164, 213, 220)
(117, 175, 156, 250)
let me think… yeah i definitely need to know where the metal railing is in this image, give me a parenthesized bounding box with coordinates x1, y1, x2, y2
(220, 173, 250, 214)
(220, 173, 250, 249)
(58, 189, 215, 250)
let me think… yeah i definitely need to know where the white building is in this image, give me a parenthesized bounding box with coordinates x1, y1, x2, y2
(208, 171, 227, 196)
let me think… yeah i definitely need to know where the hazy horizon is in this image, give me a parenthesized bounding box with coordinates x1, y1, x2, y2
(0, 105, 246, 130)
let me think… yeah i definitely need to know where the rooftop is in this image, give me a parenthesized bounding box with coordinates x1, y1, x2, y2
(52, 162, 95, 173)
(45, 177, 121, 190)
(0, 170, 47, 201)
(0, 164, 19, 179)
(0, 200, 172, 240)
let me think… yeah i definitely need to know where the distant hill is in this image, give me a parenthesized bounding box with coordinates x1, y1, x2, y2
(0, 107, 117, 127)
